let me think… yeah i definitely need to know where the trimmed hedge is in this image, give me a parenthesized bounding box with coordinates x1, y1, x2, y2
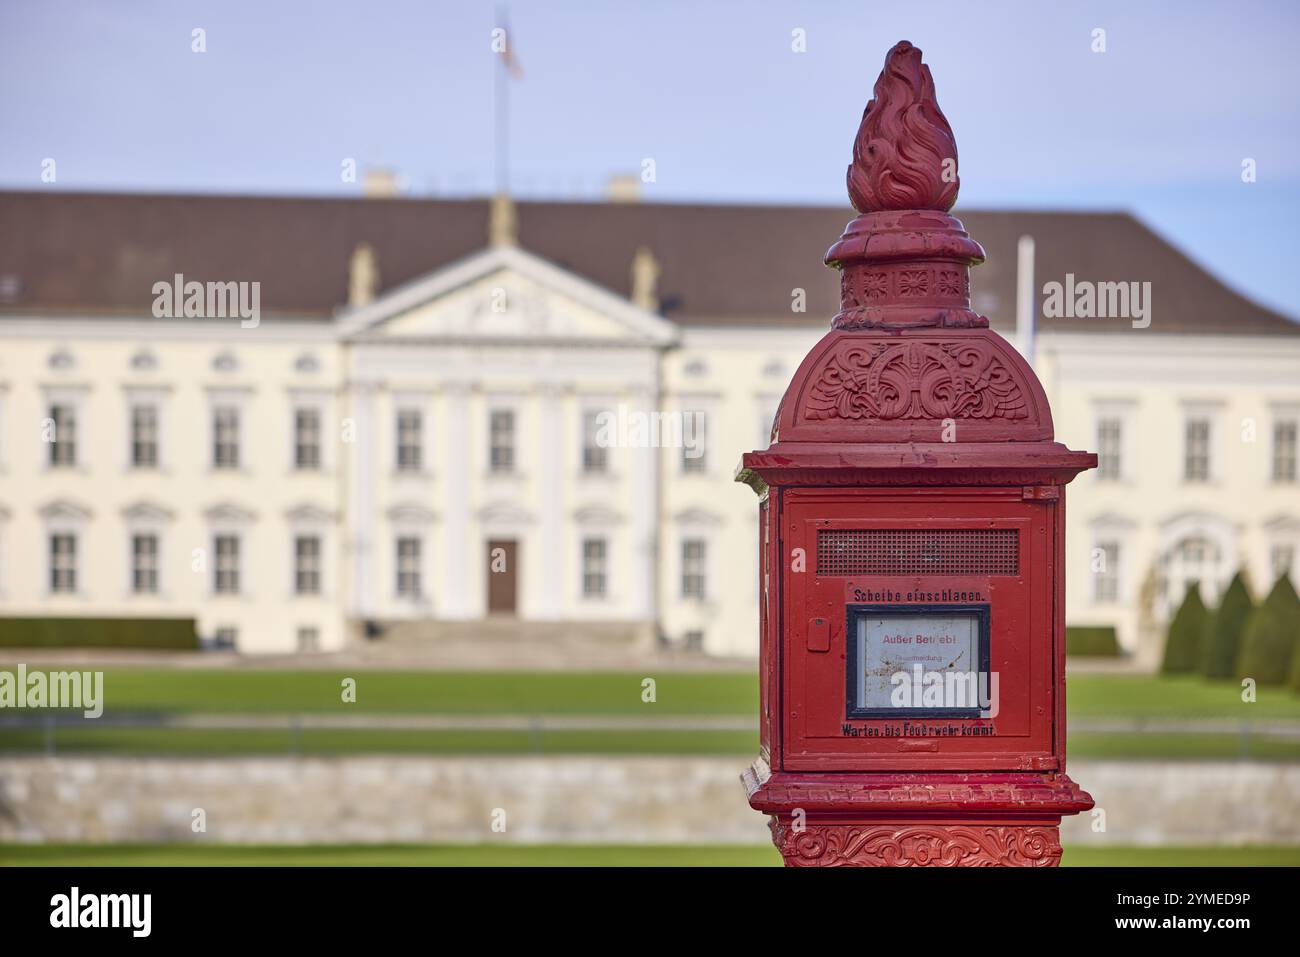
(1201, 572, 1253, 680)
(1161, 583, 1208, 674)
(1237, 575, 1300, 686)
(1066, 626, 1121, 657)
(0, 617, 199, 650)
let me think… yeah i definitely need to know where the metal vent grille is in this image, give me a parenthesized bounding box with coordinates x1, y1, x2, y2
(817, 529, 1019, 576)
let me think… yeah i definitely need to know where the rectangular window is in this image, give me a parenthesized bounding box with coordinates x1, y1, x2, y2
(131, 533, 159, 594)
(582, 411, 608, 474)
(1273, 420, 1298, 483)
(490, 409, 515, 474)
(214, 534, 240, 594)
(297, 627, 320, 653)
(50, 533, 76, 592)
(294, 535, 321, 595)
(1094, 541, 1120, 603)
(1184, 418, 1210, 482)
(294, 408, 321, 470)
(682, 538, 707, 599)
(396, 408, 422, 472)
(681, 411, 707, 474)
(49, 404, 76, 467)
(131, 405, 159, 468)
(213, 407, 240, 469)
(396, 536, 421, 598)
(582, 537, 607, 598)
(213, 627, 238, 650)
(1097, 417, 1122, 481)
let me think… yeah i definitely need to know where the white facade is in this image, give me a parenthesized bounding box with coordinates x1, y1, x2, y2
(1038, 333, 1300, 665)
(1, 243, 1298, 660)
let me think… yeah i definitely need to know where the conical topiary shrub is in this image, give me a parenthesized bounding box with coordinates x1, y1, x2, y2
(1201, 571, 1253, 680)
(1161, 582, 1208, 675)
(1239, 607, 1294, 687)
(1237, 574, 1300, 686)
(1287, 618, 1300, 693)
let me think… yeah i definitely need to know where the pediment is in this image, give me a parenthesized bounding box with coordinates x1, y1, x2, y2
(673, 507, 725, 528)
(39, 498, 93, 522)
(286, 503, 338, 524)
(203, 502, 258, 524)
(1087, 511, 1137, 531)
(573, 504, 624, 526)
(478, 500, 534, 526)
(121, 500, 175, 522)
(340, 246, 677, 346)
(385, 502, 437, 524)
(1264, 514, 1300, 534)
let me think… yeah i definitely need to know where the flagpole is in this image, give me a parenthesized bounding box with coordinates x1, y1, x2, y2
(495, 7, 509, 195)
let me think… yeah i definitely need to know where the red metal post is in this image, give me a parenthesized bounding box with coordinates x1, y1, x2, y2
(736, 41, 1097, 867)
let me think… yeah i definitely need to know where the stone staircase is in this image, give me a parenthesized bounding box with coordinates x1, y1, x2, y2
(346, 617, 670, 669)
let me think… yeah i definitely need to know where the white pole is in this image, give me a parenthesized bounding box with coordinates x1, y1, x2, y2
(1016, 234, 1036, 366)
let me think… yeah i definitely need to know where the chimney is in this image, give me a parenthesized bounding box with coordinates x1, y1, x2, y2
(489, 192, 518, 247)
(349, 243, 380, 307)
(1016, 234, 1036, 365)
(362, 168, 406, 198)
(630, 246, 661, 312)
(606, 174, 642, 203)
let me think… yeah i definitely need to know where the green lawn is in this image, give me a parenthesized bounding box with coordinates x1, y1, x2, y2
(0, 727, 761, 756)
(2, 668, 1295, 719)
(2, 843, 1297, 867)
(1068, 731, 1300, 761)
(0, 668, 757, 715)
(1067, 673, 1300, 720)
(2, 669, 1297, 759)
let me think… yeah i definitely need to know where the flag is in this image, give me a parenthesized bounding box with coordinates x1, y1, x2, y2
(498, 21, 523, 79)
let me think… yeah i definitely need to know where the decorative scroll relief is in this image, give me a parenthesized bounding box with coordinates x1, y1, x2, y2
(805, 341, 1028, 421)
(770, 820, 1062, 867)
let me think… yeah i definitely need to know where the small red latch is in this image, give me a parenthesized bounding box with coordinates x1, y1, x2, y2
(808, 616, 830, 653)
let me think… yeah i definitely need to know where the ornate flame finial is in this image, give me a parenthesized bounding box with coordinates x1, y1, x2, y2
(824, 41, 984, 331)
(847, 41, 959, 213)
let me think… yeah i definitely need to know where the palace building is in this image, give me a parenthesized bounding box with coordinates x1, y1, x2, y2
(1, 189, 1298, 663)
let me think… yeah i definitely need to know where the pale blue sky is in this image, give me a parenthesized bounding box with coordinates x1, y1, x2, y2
(2, 0, 1298, 318)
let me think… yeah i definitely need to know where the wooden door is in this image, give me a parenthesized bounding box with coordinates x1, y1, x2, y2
(487, 539, 518, 615)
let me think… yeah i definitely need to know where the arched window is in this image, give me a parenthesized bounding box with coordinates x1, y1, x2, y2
(1161, 535, 1224, 613)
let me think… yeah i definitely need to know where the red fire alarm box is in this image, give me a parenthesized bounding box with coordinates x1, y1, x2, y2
(738, 41, 1096, 867)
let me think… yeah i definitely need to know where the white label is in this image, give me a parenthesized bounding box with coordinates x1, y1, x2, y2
(857, 614, 980, 710)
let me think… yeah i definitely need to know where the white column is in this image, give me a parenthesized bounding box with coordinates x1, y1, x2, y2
(440, 382, 474, 619)
(629, 383, 658, 622)
(535, 383, 564, 619)
(347, 381, 377, 620)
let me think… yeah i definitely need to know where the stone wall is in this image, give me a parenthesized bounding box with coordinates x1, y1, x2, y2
(1, 756, 1296, 846)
